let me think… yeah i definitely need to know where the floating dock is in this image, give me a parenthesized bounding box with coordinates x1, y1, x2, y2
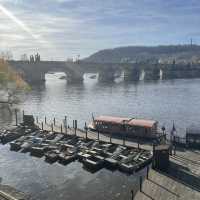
(0, 123, 153, 175)
(134, 148, 200, 200)
(0, 184, 29, 200)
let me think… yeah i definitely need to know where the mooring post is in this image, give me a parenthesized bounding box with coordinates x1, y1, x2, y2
(140, 176, 143, 192)
(15, 109, 18, 126)
(53, 117, 56, 126)
(152, 144, 155, 169)
(174, 143, 176, 155)
(61, 124, 63, 133)
(97, 130, 100, 141)
(51, 123, 53, 132)
(137, 139, 140, 149)
(74, 120, 77, 135)
(85, 122, 88, 139)
(146, 165, 149, 180)
(45, 116, 47, 124)
(123, 134, 126, 146)
(76, 120, 78, 134)
(131, 190, 134, 200)
(64, 116, 67, 134)
(110, 132, 112, 143)
(169, 143, 173, 155)
(41, 122, 43, 130)
(22, 110, 24, 125)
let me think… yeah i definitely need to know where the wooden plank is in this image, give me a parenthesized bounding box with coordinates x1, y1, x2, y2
(134, 149, 200, 200)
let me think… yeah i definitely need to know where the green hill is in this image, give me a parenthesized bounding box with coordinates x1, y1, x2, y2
(84, 45, 200, 63)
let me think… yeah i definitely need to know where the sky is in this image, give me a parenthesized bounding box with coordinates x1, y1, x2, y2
(0, 0, 200, 60)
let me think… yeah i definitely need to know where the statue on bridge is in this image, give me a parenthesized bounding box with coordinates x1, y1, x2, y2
(29, 53, 40, 63)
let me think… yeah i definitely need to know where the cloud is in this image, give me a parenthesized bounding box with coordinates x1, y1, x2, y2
(0, 4, 39, 40)
(0, 0, 200, 60)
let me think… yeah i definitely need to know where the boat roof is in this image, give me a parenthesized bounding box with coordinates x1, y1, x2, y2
(128, 119, 157, 128)
(94, 116, 157, 128)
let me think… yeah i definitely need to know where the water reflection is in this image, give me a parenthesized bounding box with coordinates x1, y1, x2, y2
(1, 74, 200, 133)
(1, 74, 200, 199)
(0, 106, 13, 126)
(0, 145, 141, 200)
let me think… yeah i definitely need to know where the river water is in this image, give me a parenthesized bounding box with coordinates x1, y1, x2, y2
(0, 73, 200, 199)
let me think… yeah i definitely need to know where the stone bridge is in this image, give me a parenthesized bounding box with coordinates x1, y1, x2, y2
(8, 60, 200, 84)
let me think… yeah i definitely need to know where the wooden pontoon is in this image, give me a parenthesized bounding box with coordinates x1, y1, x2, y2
(83, 155, 105, 170)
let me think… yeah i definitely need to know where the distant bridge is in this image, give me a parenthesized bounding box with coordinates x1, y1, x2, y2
(8, 60, 200, 84)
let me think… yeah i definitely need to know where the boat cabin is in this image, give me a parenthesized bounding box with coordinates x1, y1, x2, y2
(186, 125, 200, 148)
(89, 116, 161, 139)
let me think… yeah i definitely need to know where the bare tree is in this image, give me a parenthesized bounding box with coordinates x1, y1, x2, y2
(21, 54, 28, 61)
(0, 51, 13, 61)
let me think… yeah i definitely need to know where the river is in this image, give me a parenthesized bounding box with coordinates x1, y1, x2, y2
(0, 73, 200, 199)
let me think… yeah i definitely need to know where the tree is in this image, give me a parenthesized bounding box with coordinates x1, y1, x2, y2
(0, 51, 13, 61)
(0, 60, 30, 111)
(21, 54, 28, 61)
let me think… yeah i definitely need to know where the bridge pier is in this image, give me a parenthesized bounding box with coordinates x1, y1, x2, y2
(64, 63, 84, 84)
(24, 69, 46, 84)
(162, 64, 200, 79)
(98, 69, 115, 82)
(67, 74, 84, 84)
(124, 67, 140, 82)
(162, 69, 200, 79)
(144, 68, 160, 80)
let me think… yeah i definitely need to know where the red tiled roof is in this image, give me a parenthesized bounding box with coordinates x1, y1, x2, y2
(128, 119, 157, 128)
(95, 116, 130, 124)
(94, 116, 157, 128)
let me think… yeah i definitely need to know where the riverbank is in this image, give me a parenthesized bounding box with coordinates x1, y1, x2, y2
(134, 147, 200, 200)
(0, 184, 29, 200)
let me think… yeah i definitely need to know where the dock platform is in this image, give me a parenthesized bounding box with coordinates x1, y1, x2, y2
(35, 122, 153, 151)
(134, 148, 200, 200)
(0, 184, 29, 200)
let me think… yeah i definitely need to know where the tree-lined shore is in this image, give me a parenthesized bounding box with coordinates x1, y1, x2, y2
(0, 59, 30, 111)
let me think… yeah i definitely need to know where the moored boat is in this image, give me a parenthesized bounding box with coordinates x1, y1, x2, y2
(78, 152, 91, 161)
(83, 155, 105, 171)
(20, 141, 33, 153)
(88, 115, 164, 141)
(45, 150, 59, 163)
(10, 141, 22, 151)
(30, 146, 46, 157)
(104, 157, 118, 169)
(58, 152, 77, 165)
(89, 74, 97, 79)
(119, 162, 138, 174)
